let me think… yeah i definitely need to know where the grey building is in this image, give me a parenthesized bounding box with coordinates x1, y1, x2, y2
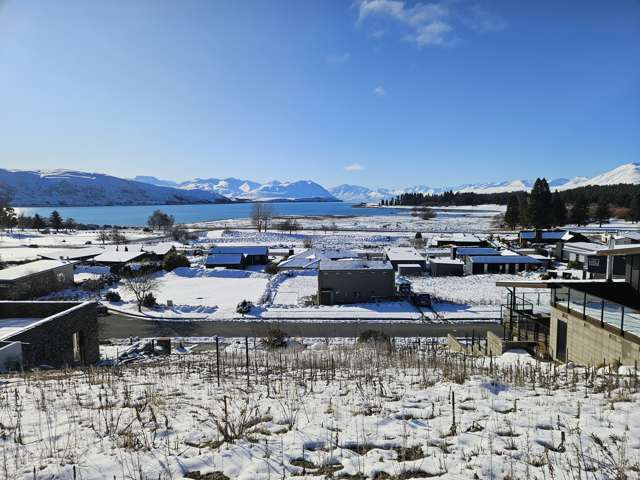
(205, 253, 245, 269)
(210, 246, 269, 265)
(384, 247, 427, 272)
(429, 258, 464, 277)
(318, 260, 395, 305)
(0, 301, 99, 370)
(0, 260, 75, 300)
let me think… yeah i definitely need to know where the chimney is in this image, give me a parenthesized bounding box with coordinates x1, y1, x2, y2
(606, 236, 615, 281)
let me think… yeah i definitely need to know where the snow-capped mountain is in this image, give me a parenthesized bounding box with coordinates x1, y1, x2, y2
(330, 163, 640, 202)
(0, 169, 229, 207)
(135, 176, 336, 202)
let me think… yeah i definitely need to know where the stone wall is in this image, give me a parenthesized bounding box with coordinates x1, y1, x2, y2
(4, 301, 99, 368)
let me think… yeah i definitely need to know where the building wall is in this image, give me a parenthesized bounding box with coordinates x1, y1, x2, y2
(549, 307, 640, 366)
(0, 264, 74, 300)
(430, 261, 463, 277)
(318, 269, 395, 305)
(5, 301, 99, 368)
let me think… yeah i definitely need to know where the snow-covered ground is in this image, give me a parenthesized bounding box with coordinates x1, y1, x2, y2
(2, 343, 639, 479)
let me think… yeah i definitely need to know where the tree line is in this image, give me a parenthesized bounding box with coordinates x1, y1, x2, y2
(384, 180, 640, 228)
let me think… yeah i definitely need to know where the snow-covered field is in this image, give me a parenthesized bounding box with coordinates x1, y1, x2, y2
(410, 274, 550, 306)
(2, 343, 639, 479)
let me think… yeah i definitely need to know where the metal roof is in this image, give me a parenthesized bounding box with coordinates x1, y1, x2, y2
(455, 247, 499, 256)
(39, 247, 105, 261)
(384, 247, 424, 262)
(519, 230, 567, 240)
(205, 253, 244, 265)
(93, 250, 147, 264)
(469, 255, 542, 265)
(210, 246, 268, 256)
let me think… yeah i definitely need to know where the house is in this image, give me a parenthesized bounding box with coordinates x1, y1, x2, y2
(429, 258, 464, 277)
(92, 248, 148, 268)
(493, 243, 640, 365)
(0, 301, 98, 370)
(39, 247, 105, 262)
(451, 246, 500, 260)
(384, 247, 426, 272)
(553, 241, 606, 264)
(141, 243, 176, 261)
(205, 253, 245, 269)
(519, 229, 591, 247)
(464, 254, 542, 275)
(0, 260, 75, 300)
(432, 233, 487, 247)
(209, 246, 269, 265)
(278, 248, 358, 271)
(317, 260, 395, 305)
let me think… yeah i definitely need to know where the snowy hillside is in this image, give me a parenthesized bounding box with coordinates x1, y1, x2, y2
(137, 176, 337, 201)
(0, 169, 229, 207)
(330, 162, 640, 202)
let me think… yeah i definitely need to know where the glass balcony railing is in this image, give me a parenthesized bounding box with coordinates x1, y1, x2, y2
(552, 286, 640, 338)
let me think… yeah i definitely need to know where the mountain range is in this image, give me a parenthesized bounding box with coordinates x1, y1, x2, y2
(328, 163, 640, 202)
(1, 162, 638, 207)
(134, 176, 336, 202)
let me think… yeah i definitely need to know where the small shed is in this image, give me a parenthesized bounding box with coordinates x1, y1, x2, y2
(429, 258, 464, 277)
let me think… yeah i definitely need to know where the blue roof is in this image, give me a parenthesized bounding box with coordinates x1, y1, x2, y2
(520, 230, 567, 240)
(205, 253, 244, 265)
(469, 255, 542, 265)
(210, 246, 268, 256)
(455, 247, 499, 256)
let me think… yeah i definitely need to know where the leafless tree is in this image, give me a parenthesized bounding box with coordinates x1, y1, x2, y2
(250, 203, 275, 232)
(110, 229, 127, 245)
(121, 272, 161, 312)
(97, 230, 110, 245)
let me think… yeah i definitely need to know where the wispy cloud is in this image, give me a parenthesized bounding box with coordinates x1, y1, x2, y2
(326, 52, 351, 65)
(344, 163, 365, 172)
(372, 85, 386, 97)
(355, 0, 506, 47)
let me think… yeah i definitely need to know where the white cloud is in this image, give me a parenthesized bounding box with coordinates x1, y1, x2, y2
(355, 0, 505, 47)
(372, 85, 386, 97)
(326, 52, 351, 65)
(344, 163, 365, 172)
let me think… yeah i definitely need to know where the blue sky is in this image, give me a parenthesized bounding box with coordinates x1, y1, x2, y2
(0, 0, 638, 189)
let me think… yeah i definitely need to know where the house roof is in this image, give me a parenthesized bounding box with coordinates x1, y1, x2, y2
(562, 242, 607, 255)
(597, 243, 640, 256)
(93, 250, 147, 264)
(205, 253, 244, 265)
(0, 301, 91, 341)
(143, 243, 175, 256)
(455, 247, 499, 256)
(429, 258, 464, 265)
(519, 230, 567, 241)
(384, 247, 424, 262)
(319, 259, 394, 271)
(278, 248, 358, 269)
(469, 255, 542, 265)
(210, 246, 268, 256)
(0, 260, 74, 282)
(39, 247, 105, 261)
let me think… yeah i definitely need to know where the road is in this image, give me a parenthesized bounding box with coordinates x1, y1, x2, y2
(99, 313, 504, 339)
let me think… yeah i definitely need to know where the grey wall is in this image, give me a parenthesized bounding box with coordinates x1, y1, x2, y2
(0, 264, 74, 300)
(318, 269, 395, 304)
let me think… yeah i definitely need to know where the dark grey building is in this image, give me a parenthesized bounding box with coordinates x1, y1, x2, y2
(210, 246, 269, 265)
(384, 247, 427, 272)
(0, 260, 75, 300)
(318, 260, 395, 305)
(0, 301, 99, 370)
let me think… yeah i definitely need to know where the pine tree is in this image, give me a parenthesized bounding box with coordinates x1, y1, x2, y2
(504, 195, 520, 229)
(570, 195, 589, 226)
(630, 193, 640, 223)
(32, 214, 46, 230)
(528, 178, 552, 229)
(594, 198, 610, 227)
(550, 194, 567, 227)
(49, 210, 64, 231)
(518, 195, 530, 227)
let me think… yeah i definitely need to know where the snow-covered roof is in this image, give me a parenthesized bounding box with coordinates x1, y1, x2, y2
(0, 301, 92, 341)
(205, 254, 244, 266)
(278, 248, 358, 270)
(562, 242, 607, 255)
(429, 258, 464, 265)
(143, 243, 175, 256)
(210, 246, 268, 256)
(597, 243, 640, 256)
(39, 247, 105, 261)
(93, 250, 147, 264)
(384, 247, 424, 262)
(0, 260, 74, 282)
(319, 260, 393, 271)
(469, 255, 542, 265)
(455, 247, 499, 256)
